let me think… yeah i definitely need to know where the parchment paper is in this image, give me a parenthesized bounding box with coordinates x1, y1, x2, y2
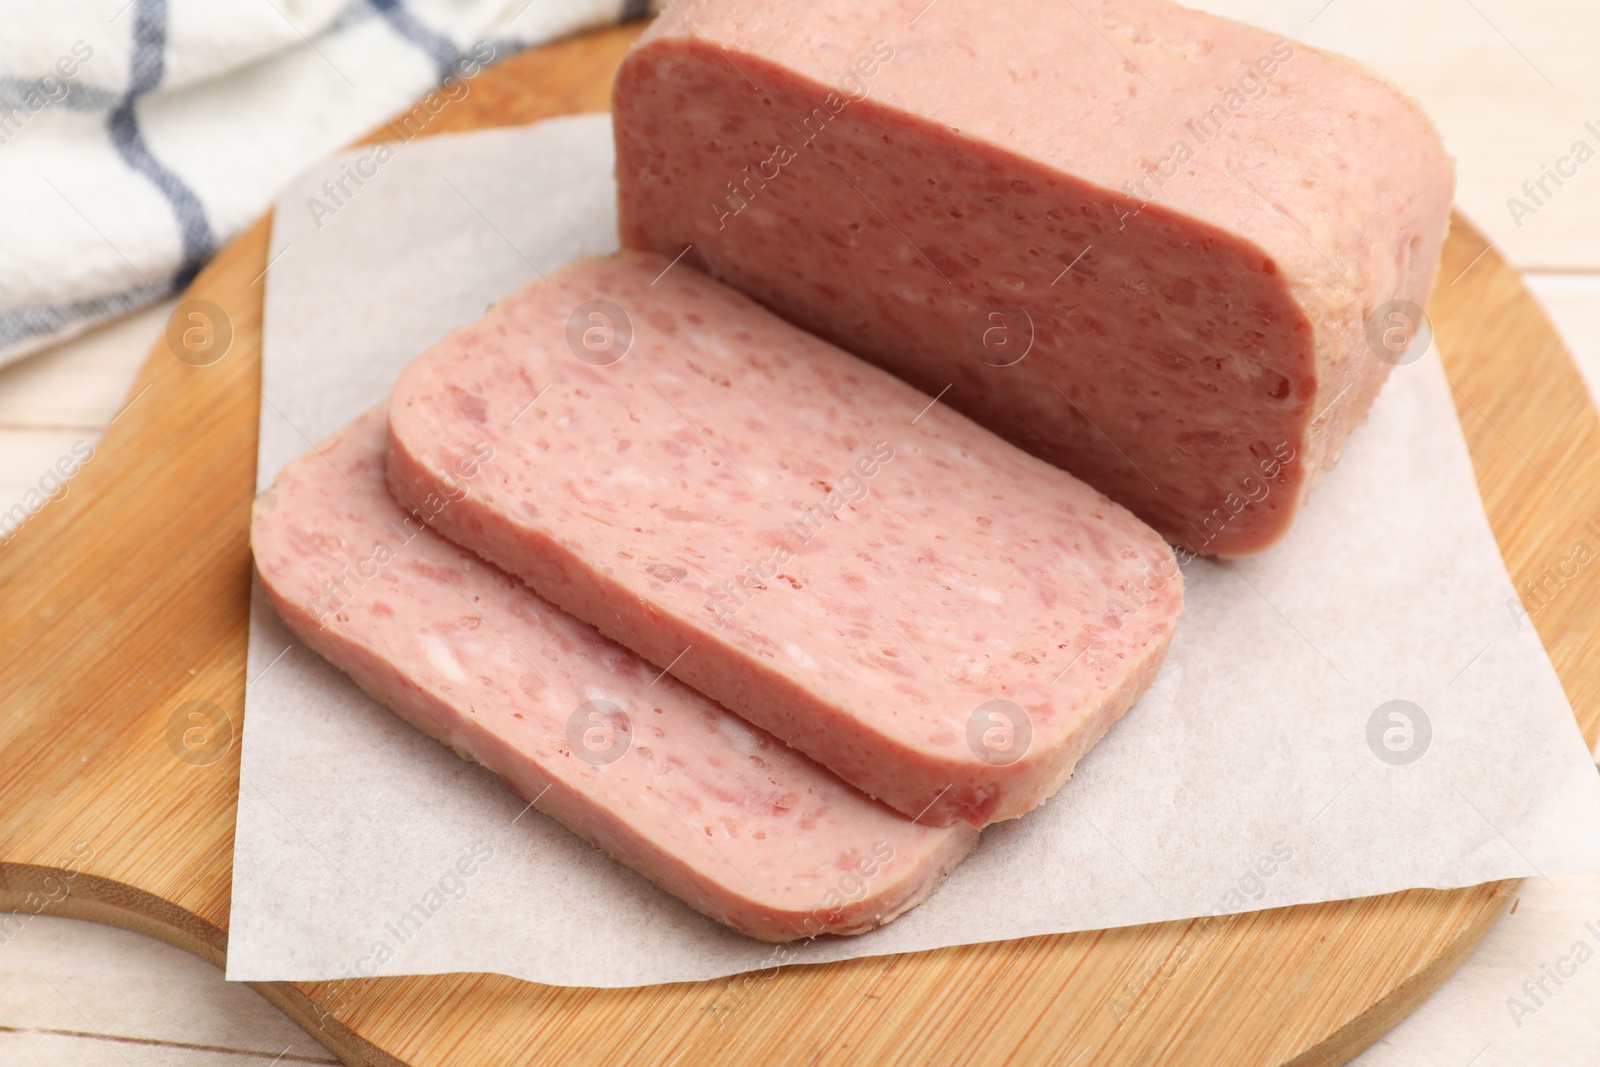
(225, 114, 1600, 987)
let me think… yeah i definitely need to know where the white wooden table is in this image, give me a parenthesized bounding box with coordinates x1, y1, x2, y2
(3, 1, 1597, 1063)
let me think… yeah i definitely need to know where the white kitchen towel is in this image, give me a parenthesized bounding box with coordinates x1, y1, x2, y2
(0, 0, 649, 367)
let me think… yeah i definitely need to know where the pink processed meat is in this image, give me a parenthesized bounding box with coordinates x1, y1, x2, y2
(385, 252, 1182, 827)
(251, 408, 976, 942)
(612, 0, 1455, 556)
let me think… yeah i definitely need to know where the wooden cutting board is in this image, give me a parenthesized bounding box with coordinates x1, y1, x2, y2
(3, 20, 1598, 1067)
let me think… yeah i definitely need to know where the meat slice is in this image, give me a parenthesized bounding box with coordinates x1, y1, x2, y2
(252, 408, 976, 941)
(611, 0, 1455, 556)
(385, 253, 1182, 827)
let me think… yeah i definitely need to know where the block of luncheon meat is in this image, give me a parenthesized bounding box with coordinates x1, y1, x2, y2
(252, 408, 976, 941)
(611, 0, 1455, 556)
(385, 253, 1182, 827)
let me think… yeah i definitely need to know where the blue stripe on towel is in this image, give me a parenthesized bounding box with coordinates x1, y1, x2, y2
(107, 0, 214, 288)
(0, 279, 168, 350)
(371, 0, 462, 81)
(0, 77, 119, 113)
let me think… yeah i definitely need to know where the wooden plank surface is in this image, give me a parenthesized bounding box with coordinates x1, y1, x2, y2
(2, 17, 1599, 1067)
(0, 913, 336, 1065)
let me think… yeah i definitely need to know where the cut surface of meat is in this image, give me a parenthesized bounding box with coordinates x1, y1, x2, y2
(612, 0, 1455, 555)
(385, 253, 1182, 827)
(252, 407, 977, 941)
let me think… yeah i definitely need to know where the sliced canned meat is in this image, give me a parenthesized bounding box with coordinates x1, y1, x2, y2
(252, 407, 977, 941)
(385, 253, 1182, 826)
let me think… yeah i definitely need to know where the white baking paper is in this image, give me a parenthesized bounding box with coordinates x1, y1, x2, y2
(225, 114, 1600, 987)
